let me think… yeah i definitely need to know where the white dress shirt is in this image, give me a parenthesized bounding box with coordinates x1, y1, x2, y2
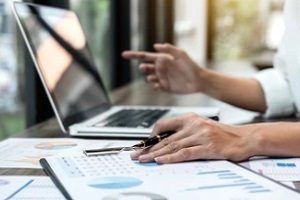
(254, 0, 300, 118)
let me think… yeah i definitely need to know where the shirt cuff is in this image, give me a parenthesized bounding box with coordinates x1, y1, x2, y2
(254, 69, 295, 118)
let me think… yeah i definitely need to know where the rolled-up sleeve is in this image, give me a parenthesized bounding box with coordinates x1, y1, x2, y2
(254, 69, 296, 118)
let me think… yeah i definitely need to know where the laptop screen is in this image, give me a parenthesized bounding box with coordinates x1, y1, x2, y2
(13, 2, 111, 131)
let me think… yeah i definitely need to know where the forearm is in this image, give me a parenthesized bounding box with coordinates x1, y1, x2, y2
(198, 69, 267, 113)
(241, 122, 300, 157)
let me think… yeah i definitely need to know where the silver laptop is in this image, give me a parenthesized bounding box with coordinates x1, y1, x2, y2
(12, 2, 219, 138)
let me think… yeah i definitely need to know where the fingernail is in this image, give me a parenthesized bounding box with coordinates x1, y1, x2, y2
(130, 151, 141, 160)
(154, 156, 164, 164)
(139, 155, 151, 162)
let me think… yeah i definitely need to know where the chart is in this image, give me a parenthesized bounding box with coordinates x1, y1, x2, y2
(0, 138, 139, 169)
(247, 158, 300, 181)
(88, 176, 143, 189)
(0, 176, 65, 200)
(45, 155, 300, 200)
(35, 141, 78, 150)
(185, 169, 270, 194)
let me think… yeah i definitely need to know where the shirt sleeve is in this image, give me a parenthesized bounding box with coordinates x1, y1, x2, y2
(254, 68, 296, 118)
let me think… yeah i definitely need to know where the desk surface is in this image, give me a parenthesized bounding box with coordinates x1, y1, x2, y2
(1, 79, 300, 190)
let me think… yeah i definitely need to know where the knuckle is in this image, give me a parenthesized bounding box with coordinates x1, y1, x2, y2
(195, 118, 211, 128)
(167, 142, 179, 152)
(140, 54, 147, 60)
(161, 137, 170, 146)
(202, 126, 213, 135)
(178, 148, 192, 160)
(140, 53, 147, 60)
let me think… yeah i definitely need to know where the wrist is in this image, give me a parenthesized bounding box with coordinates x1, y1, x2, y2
(239, 124, 265, 158)
(225, 125, 263, 161)
(197, 68, 211, 93)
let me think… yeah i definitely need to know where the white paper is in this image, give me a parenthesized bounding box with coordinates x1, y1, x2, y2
(0, 138, 138, 169)
(242, 158, 300, 181)
(43, 154, 300, 200)
(0, 176, 65, 200)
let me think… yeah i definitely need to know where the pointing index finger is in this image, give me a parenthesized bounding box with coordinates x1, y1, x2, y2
(122, 51, 157, 62)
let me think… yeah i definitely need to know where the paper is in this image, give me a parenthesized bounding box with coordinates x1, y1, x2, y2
(241, 157, 300, 181)
(0, 138, 138, 169)
(0, 176, 65, 200)
(41, 154, 300, 200)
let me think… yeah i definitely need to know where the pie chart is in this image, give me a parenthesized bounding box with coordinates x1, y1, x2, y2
(88, 176, 143, 189)
(34, 141, 77, 150)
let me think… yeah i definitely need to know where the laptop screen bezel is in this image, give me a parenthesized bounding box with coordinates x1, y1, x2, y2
(12, 2, 112, 133)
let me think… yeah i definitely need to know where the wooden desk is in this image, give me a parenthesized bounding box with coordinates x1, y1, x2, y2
(1, 79, 300, 190)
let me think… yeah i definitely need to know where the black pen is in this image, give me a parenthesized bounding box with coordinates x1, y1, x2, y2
(83, 131, 176, 156)
(132, 131, 176, 149)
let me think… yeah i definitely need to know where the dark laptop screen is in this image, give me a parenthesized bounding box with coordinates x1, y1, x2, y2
(14, 3, 111, 130)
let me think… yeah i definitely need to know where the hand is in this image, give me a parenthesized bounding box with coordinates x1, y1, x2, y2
(122, 43, 204, 94)
(131, 113, 256, 163)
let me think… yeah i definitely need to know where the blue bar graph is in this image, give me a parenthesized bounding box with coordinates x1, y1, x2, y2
(196, 170, 230, 175)
(233, 179, 250, 183)
(186, 182, 256, 191)
(249, 189, 271, 193)
(185, 169, 271, 194)
(276, 163, 296, 167)
(217, 172, 237, 176)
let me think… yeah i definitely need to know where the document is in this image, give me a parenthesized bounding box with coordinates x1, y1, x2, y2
(0, 176, 65, 200)
(40, 153, 300, 200)
(0, 138, 138, 169)
(241, 157, 300, 181)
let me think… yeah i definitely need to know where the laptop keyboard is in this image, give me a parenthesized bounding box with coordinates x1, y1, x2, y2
(94, 108, 169, 128)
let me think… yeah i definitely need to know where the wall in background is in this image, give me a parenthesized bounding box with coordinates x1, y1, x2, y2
(174, 0, 207, 64)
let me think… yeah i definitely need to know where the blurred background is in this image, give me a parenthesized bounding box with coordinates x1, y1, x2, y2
(0, 0, 284, 140)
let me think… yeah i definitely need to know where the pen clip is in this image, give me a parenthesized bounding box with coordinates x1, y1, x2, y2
(84, 146, 137, 156)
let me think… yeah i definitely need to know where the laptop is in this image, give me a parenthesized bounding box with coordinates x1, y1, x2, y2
(12, 2, 220, 138)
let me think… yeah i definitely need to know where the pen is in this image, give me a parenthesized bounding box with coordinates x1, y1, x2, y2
(83, 131, 175, 156)
(83, 131, 176, 156)
(132, 131, 176, 149)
